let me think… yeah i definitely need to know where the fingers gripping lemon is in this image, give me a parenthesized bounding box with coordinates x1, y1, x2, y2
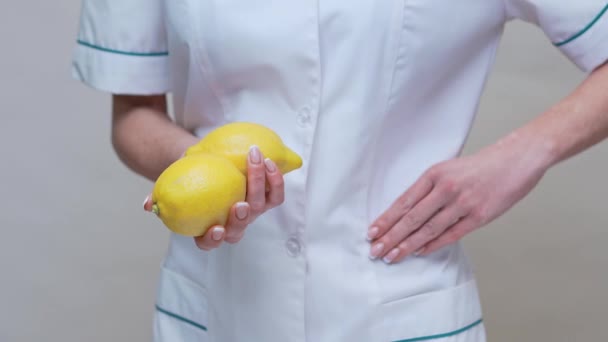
(151, 122, 302, 236)
(151, 154, 246, 236)
(185, 122, 303, 175)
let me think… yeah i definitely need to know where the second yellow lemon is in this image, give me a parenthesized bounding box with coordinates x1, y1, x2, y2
(185, 122, 303, 175)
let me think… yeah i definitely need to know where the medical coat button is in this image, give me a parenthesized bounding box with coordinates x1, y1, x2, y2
(296, 107, 312, 127)
(285, 237, 302, 257)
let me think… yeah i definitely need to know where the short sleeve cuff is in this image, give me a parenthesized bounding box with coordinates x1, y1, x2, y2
(555, 5, 608, 72)
(71, 41, 171, 95)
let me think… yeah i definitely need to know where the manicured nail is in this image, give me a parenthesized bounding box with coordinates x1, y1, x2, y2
(212, 227, 225, 241)
(367, 226, 379, 241)
(264, 158, 277, 173)
(249, 145, 262, 164)
(369, 242, 384, 260)
(383, 248, 400, 264)
(414, 248, 426, 257)
(143, 196, 154, 212)
(235, 202, 249, 220)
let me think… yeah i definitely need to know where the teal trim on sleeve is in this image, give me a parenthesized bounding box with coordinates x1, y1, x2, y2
(77, 40, 169, 57)
(554, 4, 608, 47)
(155, 304, 208, 332)
(393, 319, 483, 342)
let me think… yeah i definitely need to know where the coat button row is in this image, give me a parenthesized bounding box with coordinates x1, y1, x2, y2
(285, 237, 302, 257)
(296, 107, 312, 127)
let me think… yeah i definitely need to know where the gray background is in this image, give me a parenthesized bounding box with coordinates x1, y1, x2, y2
(1, 2, 606, 342)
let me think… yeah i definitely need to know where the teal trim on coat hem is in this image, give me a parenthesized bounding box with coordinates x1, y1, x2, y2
(77, 40, 169, 57)
(393, 319, 483, 342)
(554, 4, 608, 47)
(155, 304, 208, 332)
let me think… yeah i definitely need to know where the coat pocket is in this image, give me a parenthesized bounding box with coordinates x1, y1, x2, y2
(380, 279, 484, 342)
(155, 266, 209, 336)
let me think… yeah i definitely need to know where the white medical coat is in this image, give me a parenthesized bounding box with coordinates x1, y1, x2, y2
(73, 1, 608, 341)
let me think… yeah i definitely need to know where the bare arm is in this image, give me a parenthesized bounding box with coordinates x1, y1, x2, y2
(513, 61, 608, 167)
(111, 95, 199, 181)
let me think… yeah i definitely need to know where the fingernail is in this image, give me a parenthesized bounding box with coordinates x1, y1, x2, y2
(212, 227, 225, 241)
(249, 145, 262, 164)
(369, 242, 384, 260)
(383, 248, 400, 264)
(142, 196, 149, 210)
(235, 202, 249, 220)
(367, 226, 379, 241)
(264, 158, 277, 173)
(414, 248, 426, 257)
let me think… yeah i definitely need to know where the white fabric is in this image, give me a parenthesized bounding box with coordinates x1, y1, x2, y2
(73, 0, 608, 341)
(505, 0, 608, 71)
(72, 0, 170, 94)
(71, 44, 169, 95)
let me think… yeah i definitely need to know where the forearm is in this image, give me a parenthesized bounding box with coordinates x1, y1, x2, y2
(111, 95, 199, 181)
(496, 62, 608, 170)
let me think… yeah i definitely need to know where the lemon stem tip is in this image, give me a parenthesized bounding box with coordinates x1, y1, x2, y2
(152, 204, 160, 215)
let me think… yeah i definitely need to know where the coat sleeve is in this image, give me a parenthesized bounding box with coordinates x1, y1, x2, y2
(505, 0, 608, 72)
(71, 0, 170, 95)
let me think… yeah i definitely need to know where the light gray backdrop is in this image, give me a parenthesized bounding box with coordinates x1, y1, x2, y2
(1, 2, 606, 341)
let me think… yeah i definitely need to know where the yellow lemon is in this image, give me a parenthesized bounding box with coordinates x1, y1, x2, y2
(185, 122, 303, 175)
(151, 154, 246, 236)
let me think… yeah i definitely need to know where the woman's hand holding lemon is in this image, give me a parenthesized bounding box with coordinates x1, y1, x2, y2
(143, 122, 302, 251)
(193, 145, 286, 249)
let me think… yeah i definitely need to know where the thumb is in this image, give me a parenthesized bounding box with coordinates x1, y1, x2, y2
(143, 195, 154, 212)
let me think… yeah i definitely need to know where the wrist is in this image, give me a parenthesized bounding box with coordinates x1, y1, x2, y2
(492, 128, 558, 173)
(172, 134, 199, 161)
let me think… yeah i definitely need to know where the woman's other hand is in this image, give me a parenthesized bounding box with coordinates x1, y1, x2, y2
(368, 136, 552, 264)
